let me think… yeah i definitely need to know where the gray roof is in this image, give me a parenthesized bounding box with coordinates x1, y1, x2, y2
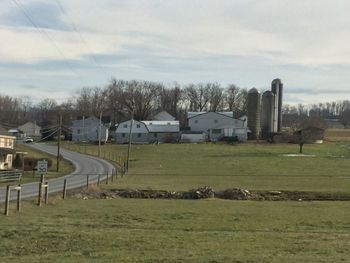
(142, 121, 179, 133)
(153, 111, 175, 121)
(187, 112, 234, 119)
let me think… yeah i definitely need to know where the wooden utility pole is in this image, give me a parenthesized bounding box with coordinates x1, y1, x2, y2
(4, 185, 10, 216)
(16, 184, 21, 212)
(98, 110, 103, 157)
(56, 114, 62, 172)
(127, 110, 134, 171)
(62, 179, 67, 200)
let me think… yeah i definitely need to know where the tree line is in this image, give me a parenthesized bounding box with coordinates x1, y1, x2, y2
(0, 79, 350, 134)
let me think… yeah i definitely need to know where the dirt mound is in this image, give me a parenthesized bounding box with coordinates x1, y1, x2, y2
(72, 186, 350, 201)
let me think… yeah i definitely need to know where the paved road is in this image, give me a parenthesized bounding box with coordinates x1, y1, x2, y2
(0, 143, 116, 202)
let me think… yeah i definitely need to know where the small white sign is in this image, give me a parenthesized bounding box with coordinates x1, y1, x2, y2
(37, 160, 48, 174)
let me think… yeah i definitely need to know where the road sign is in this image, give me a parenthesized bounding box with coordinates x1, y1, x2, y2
(37, 160, 48, 174)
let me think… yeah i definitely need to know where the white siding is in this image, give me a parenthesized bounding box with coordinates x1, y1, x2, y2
(115, 120, 149, 144)
(72, 117, 109, 143)
(189, 112, 244, 132)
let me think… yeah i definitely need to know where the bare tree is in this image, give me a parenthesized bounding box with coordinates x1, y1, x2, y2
(123, 80, 160, 120)
(105, 79, 126, 124)
(158, 83, 182, 117)
(184, 83, 211, 111)
(225, 84, 240, 111)
(208, 83, 224, 111)
(294, 127, 324, 154)
(339, 109, 350, 128)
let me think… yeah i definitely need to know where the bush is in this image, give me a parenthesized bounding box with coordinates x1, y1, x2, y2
(219, 136, 239, 144)
(13, 155, 52, 171)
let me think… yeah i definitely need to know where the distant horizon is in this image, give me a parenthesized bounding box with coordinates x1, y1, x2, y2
(1, 1, 350, 105)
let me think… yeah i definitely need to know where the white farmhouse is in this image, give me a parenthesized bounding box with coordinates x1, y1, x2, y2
(18, 122, 41, 137)
(187, 112, 248, 141)
(71, 116, 109, 143)
(115, 120, 180, 144)
(0, 133, 16, 170)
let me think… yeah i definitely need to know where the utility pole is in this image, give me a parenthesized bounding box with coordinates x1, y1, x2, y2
(127, 109, 134, 171)
(56, 114, 62, 173)
(98, 110, 102, 157)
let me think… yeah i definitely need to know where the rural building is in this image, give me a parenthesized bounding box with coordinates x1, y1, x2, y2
(115, 120, 149, 144)
(18, 122, 41, 137)
(153, 111, 176, 121)
(180, 133, 206, 143)
(187, 112, 248, 142)
(0, 133, 16, 170)
(71, 116, 109, 143)
(115, 120, 180, 144)
(143, 121, 180, 142)
(7, 128, 24, 139)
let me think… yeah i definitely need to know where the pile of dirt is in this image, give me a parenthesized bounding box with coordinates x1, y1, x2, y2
(183, 186, 215, 199)
(72, 186, 350, 201)
(114, 189, 181, 199)
(215, 189, 254, 200)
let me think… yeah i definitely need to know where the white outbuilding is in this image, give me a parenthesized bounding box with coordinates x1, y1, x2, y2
(115, 120, 180, 144)
(187, 112, 248, 142)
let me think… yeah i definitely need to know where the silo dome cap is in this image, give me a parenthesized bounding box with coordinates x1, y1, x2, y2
(248, 87, 260, 94)
(272, 78, 282, 84)
(262, 90, 274, 96)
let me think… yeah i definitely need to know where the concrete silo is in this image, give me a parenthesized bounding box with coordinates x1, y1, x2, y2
(247, 88, 261, 140)
(261, 90, 276, 139)
(271, 79, 283, 132)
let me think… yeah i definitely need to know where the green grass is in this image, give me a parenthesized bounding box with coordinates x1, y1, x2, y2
(0, 198, 349, 262)
(3, 144, 75, 186)
(0, 136, 349, 262)
(63, 141, 350, 193)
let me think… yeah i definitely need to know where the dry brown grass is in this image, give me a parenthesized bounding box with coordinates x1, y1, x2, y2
(325, 128, 350, 141)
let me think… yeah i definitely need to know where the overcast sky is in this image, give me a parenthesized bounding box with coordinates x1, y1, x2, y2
(1, 0, 350, 105)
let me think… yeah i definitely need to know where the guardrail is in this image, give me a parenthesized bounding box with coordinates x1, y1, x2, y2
(0, 170, 22, 182)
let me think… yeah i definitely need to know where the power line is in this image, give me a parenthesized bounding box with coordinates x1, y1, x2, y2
(53, 0, 112, 79)
(11, 0, 88, 86)
(34, 128, 59, 143)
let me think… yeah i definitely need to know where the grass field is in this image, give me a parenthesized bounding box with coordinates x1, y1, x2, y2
(0, 198, 350, 262)
(63, 139, 350, 193)
(0, 130, 349, 262)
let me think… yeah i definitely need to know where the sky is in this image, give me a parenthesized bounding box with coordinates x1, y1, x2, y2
(1, 0, 350, 105)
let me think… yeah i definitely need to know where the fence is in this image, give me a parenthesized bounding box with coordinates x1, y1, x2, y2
(0, 170, 22, 182)
(1, 164, 126, 216)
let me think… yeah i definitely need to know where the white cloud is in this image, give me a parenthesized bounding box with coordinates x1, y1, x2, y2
(1, 0, 350, 104)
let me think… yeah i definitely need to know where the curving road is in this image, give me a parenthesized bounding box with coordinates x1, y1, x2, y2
(0, 143, 116, 202)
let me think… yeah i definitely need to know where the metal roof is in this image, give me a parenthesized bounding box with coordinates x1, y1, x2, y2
(153, 111, 175, 121)
(187, 111, 234, 119)
(142, 121, 179, 133)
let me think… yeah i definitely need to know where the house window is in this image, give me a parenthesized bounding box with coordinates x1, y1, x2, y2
(214, 119, 218, 124)
(123, 124, 128, 128)
(194, 120, 198, 124)
(138, 133, 142, 138)
(122, 133, 125, 138)
(77, 129, 81, 134)
(212, 129, 222, 134)
(136, 124, 141, 128)
(154, 133, 158, 138)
